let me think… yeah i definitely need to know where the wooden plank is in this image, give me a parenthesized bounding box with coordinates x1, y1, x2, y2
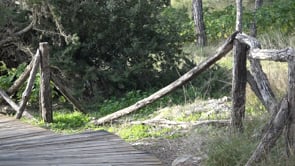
(0, 115, 162, 165)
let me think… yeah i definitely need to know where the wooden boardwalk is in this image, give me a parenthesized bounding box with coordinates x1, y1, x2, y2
(0, 115, 162, 166)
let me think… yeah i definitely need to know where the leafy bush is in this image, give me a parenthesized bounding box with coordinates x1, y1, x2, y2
(45, 0, 195, 100)
(256, 0, 295, 35)
(203, 1, 295, 43)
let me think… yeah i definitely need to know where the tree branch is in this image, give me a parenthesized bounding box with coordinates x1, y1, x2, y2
(131, 119, 230, 128)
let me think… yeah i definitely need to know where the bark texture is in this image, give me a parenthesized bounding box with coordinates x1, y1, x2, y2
(286, 60, 295, 156)
(236, 33, 277, 113)
(39, 42, 52, 123)
(231, 0, 247, 132)
(192, 0, 207, 46)
(16, 50, 40, 119)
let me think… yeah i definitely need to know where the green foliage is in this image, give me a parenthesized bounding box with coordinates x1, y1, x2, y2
(256, 0, 295, 34)
(0, 61, 17, 89)
(0, 61, 61, 104)
(203, 1, 295, 43)
(204, 5, 235, 41)
(96, 90, 148, 117)
(115, 125, 152, 141)
(0, 3, 29, 27)
(37, 111, 90, 132)
(108, 124, 177, 141)
(47, 0, 194, 99)
(191, 64, 231, 98)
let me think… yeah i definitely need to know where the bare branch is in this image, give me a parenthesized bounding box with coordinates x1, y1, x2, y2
(131, 119, 230, 128)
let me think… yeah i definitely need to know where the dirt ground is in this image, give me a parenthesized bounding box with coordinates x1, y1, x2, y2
(132, 128, 209, 166)
(131, 97, 231, 165)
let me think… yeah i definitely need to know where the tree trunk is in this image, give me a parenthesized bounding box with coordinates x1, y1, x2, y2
(231, 0, 247, 132)
(39, 42, 52, 123)
(192, 0, 207, 47)
(92, 32, 238, 125)
(250, 0, 263, 37)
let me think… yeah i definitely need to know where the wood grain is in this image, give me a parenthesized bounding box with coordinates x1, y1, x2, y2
(0, 115, 162, 165)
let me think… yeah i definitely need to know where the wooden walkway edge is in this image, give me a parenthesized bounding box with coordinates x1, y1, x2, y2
(0, 115, 162, 166)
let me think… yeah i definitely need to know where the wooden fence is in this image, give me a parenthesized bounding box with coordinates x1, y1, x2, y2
(0, 32, 295, 165)
(0, 42, 86, 123)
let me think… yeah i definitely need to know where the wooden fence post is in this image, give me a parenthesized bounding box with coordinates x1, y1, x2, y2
(231, 0, 247, 132)
(286, 60, 295, 156)
(39, 42, 52, 123)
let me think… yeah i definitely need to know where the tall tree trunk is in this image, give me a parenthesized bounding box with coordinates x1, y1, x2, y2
(231, 0, 247, 132)
(192, 0, 207, 47)
(250, 0, 263, 37)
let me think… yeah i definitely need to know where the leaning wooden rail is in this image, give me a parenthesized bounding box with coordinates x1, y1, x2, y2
(16, 50, 40, 119)
(91, 31, 239, 125)
(0, 89, 35, 120)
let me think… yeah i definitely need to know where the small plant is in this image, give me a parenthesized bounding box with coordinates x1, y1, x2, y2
(33, 111, 90, 133)
(108, 124, 178, 142)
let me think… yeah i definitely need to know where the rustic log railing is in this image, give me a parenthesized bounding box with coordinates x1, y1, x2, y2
(0, 33, 294, 165)
(235, 33, 295, 165)
(89, 32, 295, 165)
(0, 42, 86, 122)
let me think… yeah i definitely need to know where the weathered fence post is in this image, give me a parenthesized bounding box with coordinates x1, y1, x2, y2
(39, 42, 53, 123)
(286, 58, 295, 156)
(231, 0, 247, 132)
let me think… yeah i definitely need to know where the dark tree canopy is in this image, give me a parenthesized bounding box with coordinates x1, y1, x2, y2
(0, 0, 195, 100)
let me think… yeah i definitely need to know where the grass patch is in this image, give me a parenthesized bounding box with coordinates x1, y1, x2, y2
(107, 124, 180, 142)
(24, 111, 90, 134)
(205, 116, 267, 166)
